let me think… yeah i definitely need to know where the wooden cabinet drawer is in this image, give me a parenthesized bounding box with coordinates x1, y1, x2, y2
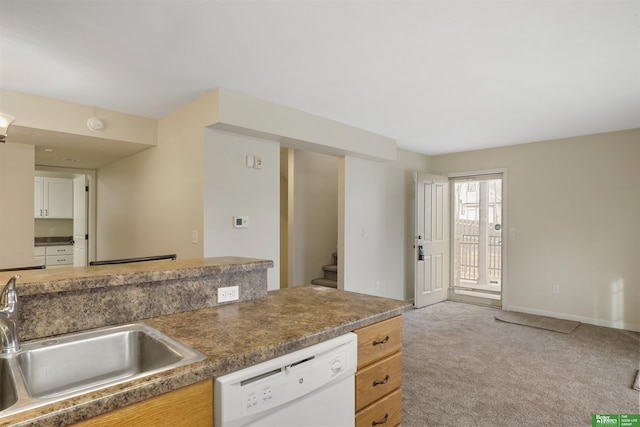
(354, 316, 402, 369)
(356, 387, 402, 427)
(356, 351, 402, 411)
(34, 246, 46, 256)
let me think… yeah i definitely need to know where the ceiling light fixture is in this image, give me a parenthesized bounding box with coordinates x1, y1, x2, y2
(0, 113, 16, 143)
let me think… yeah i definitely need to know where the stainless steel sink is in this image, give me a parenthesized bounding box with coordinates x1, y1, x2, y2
(0, 358, 18, 412)
(0, 323, 205, 417)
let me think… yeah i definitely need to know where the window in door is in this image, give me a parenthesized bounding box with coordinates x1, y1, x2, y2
(451, 174, 503, 303)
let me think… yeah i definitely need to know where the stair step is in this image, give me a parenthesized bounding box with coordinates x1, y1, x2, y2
(321, 264, 337, 281)
(311, 278, 337, 288)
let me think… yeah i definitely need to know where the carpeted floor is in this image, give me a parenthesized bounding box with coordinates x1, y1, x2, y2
(402, 301, 640, 427)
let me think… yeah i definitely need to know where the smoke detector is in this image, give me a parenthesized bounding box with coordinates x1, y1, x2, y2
(87, 117, 105, 132)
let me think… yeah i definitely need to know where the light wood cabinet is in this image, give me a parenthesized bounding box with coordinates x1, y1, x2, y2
(74, 379, 213, 427)
(355, 388, 402, 427)
(34, 177, 73, 219)
(353, 315, 403, 427)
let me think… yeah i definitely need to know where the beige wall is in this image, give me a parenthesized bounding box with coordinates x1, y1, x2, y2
(0, 89, 156, 145)
(96, 92, 218, 260)
(431, 129, 640, 331)
(0, 142, 35, 269)
(213, 89, 396, 161)
(291, 150, 339, 286)
(35, 219, 73, 237)
(341, 149, 431, 300)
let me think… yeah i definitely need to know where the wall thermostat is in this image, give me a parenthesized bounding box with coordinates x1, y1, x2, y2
(233, 216, 249, 229)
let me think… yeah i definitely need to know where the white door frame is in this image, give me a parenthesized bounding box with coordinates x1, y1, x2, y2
(73, 175, 88, 267)
(447, 168, 508, 308)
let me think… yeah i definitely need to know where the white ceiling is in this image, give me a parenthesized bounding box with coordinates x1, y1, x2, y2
(1, 0, 639, 158)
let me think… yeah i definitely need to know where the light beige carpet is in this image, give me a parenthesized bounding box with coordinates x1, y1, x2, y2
(402, 302, 640, 427)
(494, 311, 581, 334)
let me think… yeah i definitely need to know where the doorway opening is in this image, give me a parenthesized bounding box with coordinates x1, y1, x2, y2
(280, 148, 339, 289)
(34, 167, 95, 267)
(450, 173, 503, 306)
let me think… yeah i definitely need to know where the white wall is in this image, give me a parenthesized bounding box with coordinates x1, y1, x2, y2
(341, 149, 430, 300)
(431, 129, 640, 331)
(290, 150, 338, 286)
(203, 128, 280, 290)
(0, 142, 35, 269)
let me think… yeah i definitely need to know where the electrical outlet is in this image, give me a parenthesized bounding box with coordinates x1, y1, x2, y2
(218, 286, 239, 303)
(552, 285, 560, 294)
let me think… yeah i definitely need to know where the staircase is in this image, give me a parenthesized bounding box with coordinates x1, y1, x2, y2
(311, 251, 338, 288)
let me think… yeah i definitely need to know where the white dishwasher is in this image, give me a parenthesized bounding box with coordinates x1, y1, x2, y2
(214, 333, 358, 427)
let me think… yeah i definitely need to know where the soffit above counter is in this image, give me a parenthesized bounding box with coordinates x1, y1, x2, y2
(207, 88, 397, 162)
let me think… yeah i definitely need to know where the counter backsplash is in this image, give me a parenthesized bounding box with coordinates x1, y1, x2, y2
(14, 257, 273, 341)
(34, 236, 74, 246)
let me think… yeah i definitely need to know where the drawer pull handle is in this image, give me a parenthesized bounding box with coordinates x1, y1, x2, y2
(372, 336, 390, 346)
(372, 413, 389, 426)
(373, 375, 390, 386)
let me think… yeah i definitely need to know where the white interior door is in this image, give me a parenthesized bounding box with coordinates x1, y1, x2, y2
(414, 172, 450, 307)
(73, 176, 88, 267)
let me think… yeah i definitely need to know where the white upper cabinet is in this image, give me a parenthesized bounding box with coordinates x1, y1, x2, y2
(34, 177, 73, 219)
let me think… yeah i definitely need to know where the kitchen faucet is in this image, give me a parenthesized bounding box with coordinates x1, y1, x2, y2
(0, 275, 20, 353)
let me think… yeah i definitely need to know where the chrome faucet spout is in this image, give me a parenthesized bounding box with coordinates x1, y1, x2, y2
(0, 274, 20, 353)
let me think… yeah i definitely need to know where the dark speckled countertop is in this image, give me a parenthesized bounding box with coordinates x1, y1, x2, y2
(1, 285, 410, 427)
(34, 237, 74, 247)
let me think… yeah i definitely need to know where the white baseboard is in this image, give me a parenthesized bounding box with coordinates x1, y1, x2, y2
(503, 304, 640, 332)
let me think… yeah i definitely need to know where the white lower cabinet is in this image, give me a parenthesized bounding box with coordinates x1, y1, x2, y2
(34, 247, 45, 266)
(34, 245, 73, 267)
